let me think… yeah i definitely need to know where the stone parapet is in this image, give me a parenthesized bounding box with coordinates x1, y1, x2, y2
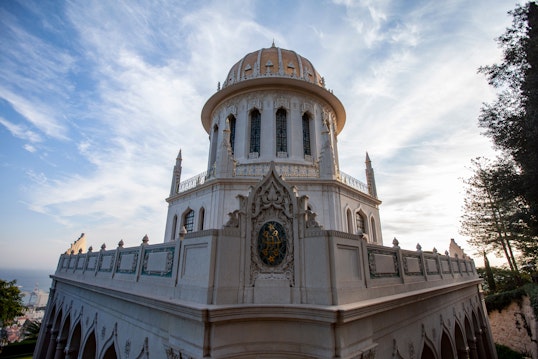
(54, 229, 478, 306)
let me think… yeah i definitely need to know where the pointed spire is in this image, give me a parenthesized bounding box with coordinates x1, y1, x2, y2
(365, 152, 378, 198)
(169, 148, 183, 197)
(271, 39, 276, 48)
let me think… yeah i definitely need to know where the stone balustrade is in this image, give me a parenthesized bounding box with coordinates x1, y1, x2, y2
(176, 163, 370, 195)
(55, 231, 477, 306)
(177, 171, 209, 193)
(339, 170, 369, 194)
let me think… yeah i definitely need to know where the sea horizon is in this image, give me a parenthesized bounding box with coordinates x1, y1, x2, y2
(0, 267, 54, 297)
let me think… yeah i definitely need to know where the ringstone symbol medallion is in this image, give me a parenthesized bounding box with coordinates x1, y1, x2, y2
(258, 221, 287, 266)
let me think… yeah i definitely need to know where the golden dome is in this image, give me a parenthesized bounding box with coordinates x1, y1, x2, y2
(222, 44, 325, 89)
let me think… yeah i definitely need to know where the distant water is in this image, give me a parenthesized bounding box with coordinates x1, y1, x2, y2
(0, 268, 53, 299)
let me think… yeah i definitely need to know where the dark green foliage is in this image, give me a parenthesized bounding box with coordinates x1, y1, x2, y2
(485, 287, 526, 313)
(0, 280, 24, 326)
(0, 339, 36, 358)
(483, 252, 497, 293)
(461, 158, 523, 271)
(523, 283, 538, 318)
(478, 266, 530, 295)
(496, 343, 526, 359)
(484, 283, 538, 319)
(478, 2, 538, 243)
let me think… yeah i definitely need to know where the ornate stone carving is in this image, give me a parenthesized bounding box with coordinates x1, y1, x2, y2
(248, 162, 296, 286)
(408, 342, 415, 359)
(305, 210, 321, 228)
(224, 210, 241, 228)
(125, 340, 131, 357)
(165, 346, 192, 359)
(247, 96, 262, 111)
(302, 102, 313, 115)
(273, 96, 289, 109)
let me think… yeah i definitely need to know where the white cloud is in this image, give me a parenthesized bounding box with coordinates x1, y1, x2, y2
(23, 144, 36, 153)
(0, 117, 42, 143)
(0, 87, 68, 140)
(0, 0, 518, 268)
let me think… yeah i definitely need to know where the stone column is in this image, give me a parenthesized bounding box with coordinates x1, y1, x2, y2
(468, 338, 479, 359)
(457, 347, 470, 359)
(64, 347, 77, 359)
(53, 336, 67, 359)
(44, 329, 58, 359)
(475, 330, 487, 358)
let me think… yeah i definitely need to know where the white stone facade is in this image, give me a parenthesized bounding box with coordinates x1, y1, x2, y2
(34, 45, 497, 358)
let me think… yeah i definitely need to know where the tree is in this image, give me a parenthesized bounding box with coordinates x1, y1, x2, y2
(478, 1, 538, 238)
(460, 158, 522, 271)
(0, 279, 25, 326)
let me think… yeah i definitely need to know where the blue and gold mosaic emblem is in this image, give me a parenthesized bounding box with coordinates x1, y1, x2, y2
(257, 221, 287, 266)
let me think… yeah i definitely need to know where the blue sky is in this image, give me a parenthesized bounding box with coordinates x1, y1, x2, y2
(0, 0, 516, 270)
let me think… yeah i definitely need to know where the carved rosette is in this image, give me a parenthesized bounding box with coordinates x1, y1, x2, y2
(248, 162, 295, 286)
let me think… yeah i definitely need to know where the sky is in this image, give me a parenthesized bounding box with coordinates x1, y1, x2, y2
(0, 0, 518, 271)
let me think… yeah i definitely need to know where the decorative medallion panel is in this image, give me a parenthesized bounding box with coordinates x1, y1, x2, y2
(257, 221, 287, 266)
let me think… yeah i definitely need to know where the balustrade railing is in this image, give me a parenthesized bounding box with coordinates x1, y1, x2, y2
(175, 164, 370, 195)
(177, 171, 209, 193)
(339, 171, 369, 194)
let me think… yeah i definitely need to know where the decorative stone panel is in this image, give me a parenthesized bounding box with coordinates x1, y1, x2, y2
(368, 248, 399, 278)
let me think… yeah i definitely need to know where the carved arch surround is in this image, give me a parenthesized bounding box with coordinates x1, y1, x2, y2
(248, 162, 297, 286)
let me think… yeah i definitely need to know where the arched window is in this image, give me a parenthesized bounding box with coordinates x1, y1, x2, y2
(183, 210, 195, 233)
(198, 207, 205, 231)
(250, 109, 261, 155)
(370, 217, 377, 242)
(356, 212, 366, 234)
(81, 331, 97, 359)
(276, 108, 287, 154)
(302, 113, 311, 156)
(171, 214, 178, 241)
(228, 115, 236, 155)
(440, 331, 455, 359)
(346, 209, 353, 234)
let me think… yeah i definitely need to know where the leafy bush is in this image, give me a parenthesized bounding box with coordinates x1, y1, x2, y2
(0, 339, 36, 358)
(495, 343, 526, 358)
(478, 267, 530, 295)
(485, 287, 526, 313)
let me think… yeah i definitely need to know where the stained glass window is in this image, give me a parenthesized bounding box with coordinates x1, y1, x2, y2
(184, 210, 194, 233)
(276, 108, 287, 153)
(228, 115, 236, 155)
(302, 113, 311, 156)
(250, 109, 261, 154)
